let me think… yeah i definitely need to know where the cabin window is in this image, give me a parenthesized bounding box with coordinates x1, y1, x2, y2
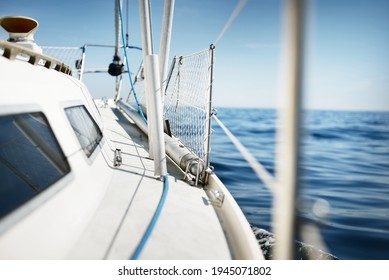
(65, 105, 102, 157)
(0, 112, 71, 220)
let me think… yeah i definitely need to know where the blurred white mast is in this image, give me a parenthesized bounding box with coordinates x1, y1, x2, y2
(273, 0, 305, 259)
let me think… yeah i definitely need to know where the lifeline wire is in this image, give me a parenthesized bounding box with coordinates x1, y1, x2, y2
(130, 175, 169, 260)
(213, 0, 249, 45)
(117, 0, 148, 124)
(212, 114, 276, 193)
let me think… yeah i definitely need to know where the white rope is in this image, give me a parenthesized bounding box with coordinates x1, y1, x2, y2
(214, 0, 249, 45)
(212, 114, 276, 193)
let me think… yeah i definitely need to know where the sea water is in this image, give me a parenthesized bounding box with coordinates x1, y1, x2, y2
(210, 108, 389, 260)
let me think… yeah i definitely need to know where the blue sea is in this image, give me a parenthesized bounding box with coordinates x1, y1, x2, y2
(210, 108, 389, 260)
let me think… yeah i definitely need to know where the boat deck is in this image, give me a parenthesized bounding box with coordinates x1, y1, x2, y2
(68, 102, 232, 259)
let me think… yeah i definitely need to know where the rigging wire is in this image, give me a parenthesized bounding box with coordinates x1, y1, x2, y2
(117, 0, 147, 124)
(213, 0, 249, 45)
(126, 0, 129, 47)
(212, 114, 276, 193)
(213, 0, 276, 192)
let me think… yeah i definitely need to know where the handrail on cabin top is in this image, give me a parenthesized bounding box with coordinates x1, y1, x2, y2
(0, 40, 72, 75)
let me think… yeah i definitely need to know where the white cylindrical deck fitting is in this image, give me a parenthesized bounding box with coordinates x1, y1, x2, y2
(145, 54, 167, 176)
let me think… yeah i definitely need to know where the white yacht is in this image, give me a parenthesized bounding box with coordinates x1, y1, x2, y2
(0, 0, 326, 261)
(0, 3, 264, 260)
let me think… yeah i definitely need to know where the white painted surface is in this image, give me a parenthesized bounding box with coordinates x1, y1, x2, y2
(0, 49, 263, 260)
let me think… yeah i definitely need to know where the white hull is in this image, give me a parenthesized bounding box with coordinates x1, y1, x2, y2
(0, 41, 263, 259)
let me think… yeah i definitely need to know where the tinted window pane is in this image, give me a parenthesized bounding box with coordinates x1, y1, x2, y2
(65, 106, 102, 157)
(0, 112, 71, 219)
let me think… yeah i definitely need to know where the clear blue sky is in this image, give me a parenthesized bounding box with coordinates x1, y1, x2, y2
(1, 0, 388, 111)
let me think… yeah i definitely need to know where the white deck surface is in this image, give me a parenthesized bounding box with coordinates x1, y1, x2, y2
(68, 104, 232, 259)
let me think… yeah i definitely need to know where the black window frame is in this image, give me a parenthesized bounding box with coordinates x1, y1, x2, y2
(0, 111, 71, 220)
